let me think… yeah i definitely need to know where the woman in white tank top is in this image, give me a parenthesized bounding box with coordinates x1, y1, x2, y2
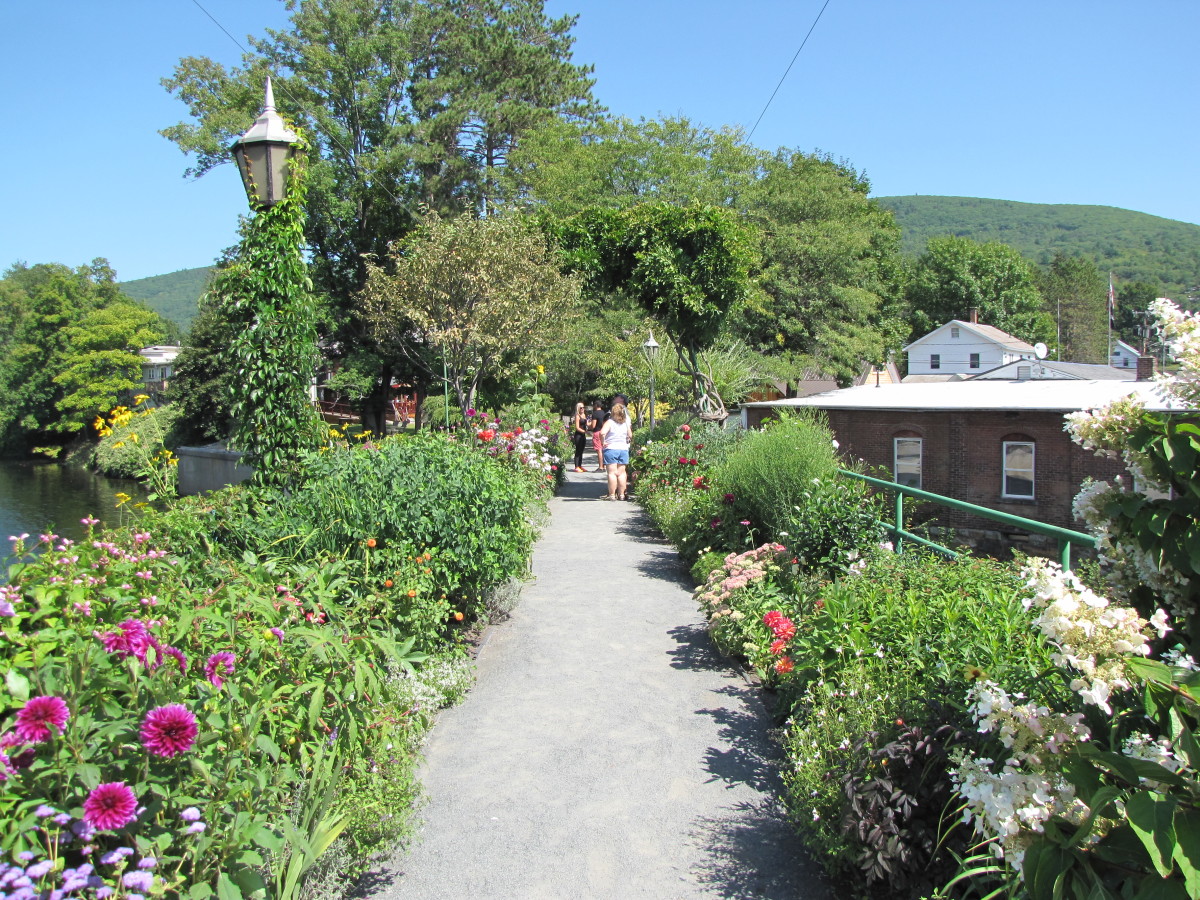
(599, 402, 633, 500)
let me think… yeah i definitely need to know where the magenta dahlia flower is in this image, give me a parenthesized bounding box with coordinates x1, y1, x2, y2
(204, 652, 235, 688)
(15, 695, 70, 743)
(99, 619, 153, 664)
(83, 781, 138, 831)
(140, 704, 198, 757)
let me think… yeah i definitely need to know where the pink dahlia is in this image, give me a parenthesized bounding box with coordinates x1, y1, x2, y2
(83, 782, 138, 831)
(99, 619, 153, 664)
(204, 652, 235, 688)
(140, 704, 198, 757)
(15, 695, 70, 743)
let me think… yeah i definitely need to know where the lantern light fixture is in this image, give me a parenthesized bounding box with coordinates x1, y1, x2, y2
(230, 77, 300, 208)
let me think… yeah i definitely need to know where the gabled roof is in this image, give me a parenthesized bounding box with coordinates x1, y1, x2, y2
(903, 320, 1036, 353)
(1112, 339, 1140, 356)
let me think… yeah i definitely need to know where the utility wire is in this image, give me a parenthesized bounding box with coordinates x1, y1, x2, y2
(186, 0, 409, 210)
(747, 0, 833, 141)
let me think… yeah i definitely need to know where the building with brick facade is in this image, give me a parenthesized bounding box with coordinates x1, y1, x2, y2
(740, 378, 1176, 557)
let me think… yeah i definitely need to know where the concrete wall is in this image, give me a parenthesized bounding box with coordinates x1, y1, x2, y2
(176, 444, 254, 495)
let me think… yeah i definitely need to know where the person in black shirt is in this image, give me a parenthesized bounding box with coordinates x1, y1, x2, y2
(587, 401, 607, 471)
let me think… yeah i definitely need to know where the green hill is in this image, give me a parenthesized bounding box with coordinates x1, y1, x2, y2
(875, 196, 1200, 298)
(119, 267, 213, 332)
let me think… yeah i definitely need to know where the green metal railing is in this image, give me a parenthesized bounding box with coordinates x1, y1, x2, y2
(839, 469, 1097, 572)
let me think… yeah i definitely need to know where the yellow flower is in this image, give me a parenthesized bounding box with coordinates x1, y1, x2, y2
(113, 441, 126, 449)
(133, 394, 150, 406)
(115, 492, 131, 507)
(537, 365, 544, 374)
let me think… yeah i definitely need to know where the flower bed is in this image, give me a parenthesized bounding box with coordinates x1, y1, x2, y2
(0, 429, 548, 898)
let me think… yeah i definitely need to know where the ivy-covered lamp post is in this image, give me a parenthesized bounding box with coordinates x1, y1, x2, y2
(642, 331, 660, 431)
(215, 77, 320, 485)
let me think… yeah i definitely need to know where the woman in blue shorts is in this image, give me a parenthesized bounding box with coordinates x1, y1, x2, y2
(599, 402, 633, 500)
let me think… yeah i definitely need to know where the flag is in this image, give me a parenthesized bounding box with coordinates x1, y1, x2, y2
(1107, 274, 1116, 326)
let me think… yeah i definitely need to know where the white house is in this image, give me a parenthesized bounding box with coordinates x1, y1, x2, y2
(903, 319, 1036, 380)
(1110, 339, 1140, 370)
(139, 345, 181, 400)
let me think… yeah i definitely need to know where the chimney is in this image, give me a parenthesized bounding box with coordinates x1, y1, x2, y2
(1136, 356, 1156, 381)
(968, 307, 979, 324)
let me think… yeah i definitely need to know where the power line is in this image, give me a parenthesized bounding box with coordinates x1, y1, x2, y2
(747, 0, 833, 142)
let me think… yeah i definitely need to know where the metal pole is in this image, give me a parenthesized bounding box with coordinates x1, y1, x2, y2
(649, 367, 656, 432)
(442, 353, 450, 430)
(894, 492, 904, 555)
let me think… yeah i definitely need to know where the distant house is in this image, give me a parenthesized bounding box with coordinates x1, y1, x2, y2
(903, 318, 1037, 381)
(1111, 339, 1141, 370)
(970, 359, 1134, 382)
(743, 361, 903, 403)
(139, 346, 181, 402)
(741, 378, 1176, 558)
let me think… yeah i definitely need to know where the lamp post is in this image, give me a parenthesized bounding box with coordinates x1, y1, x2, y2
(641, 331, 660, 431)
(230, 77, 300, 208)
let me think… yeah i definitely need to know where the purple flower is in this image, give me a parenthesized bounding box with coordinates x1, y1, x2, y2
(35, 805, 57, 818)
(82, 782, 138, 831)
(179, 807, 201, 822)
(137, 858, 157, 870)
(15, 696, 69, 743)
(140, 705, 198, 757)
(204, 652, 235, 688)
(25, 861, 52, 880)
(269, 628, 284, 642)
(98, 619, 153, 664)
(186, 822, 206, 835)
(466, 408, 476, 417)
(53, 813, 71, 826)
(161, 645, 187, 674)
(122, 871, 154, 892)
(100, 847, 134, 865)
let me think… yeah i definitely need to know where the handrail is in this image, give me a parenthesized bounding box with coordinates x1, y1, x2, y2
(838, 469, 1097, 571)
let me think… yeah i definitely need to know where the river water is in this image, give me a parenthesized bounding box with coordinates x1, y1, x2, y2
(0, 458, 145, 550)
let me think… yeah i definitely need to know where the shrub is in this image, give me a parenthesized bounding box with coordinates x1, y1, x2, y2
(92, 404, 180, 480)
(774, 476, 887, 580)
(713, 411, 840, 537)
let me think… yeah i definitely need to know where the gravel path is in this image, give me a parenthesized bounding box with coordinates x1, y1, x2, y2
(363, 457, 829, 899)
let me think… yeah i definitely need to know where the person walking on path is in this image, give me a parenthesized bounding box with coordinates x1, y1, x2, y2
(587, 400, 607, 471)
(600, 401, 633, 500)
(570, 402, 589, 472)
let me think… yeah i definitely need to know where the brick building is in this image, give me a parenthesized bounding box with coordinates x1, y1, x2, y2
(741, 378, 1175, 557)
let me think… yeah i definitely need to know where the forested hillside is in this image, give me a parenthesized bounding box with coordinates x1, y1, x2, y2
(876, 195, 1200, 298)
(119, 266, 213, 331)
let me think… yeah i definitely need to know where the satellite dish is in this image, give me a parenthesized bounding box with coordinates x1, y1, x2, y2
(1033, 342, 1049, 360)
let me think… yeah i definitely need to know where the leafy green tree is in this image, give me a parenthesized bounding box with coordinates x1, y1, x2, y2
(905, 235, 1054, 346)
(166, 292, 237, 444)
(737, 150, 906, 383)
(162, 0, 598, 429)
(0, 260, 168, 453)
(549, 202, 756, 419)
(53, 302, 164, 433)
(511, 118, 906, 384)
(1039, 252, 1110, 363)
(1113, 280, 1160, 350)
(361, 212, 583, 418)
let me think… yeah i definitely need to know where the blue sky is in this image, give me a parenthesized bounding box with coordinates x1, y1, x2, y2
(2, 0, 1197, 283)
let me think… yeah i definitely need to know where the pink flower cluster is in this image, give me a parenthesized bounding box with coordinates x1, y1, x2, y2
(96, 618, 187, 674)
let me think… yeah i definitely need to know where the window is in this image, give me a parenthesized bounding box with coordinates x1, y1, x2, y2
(1002, 441, 1035, 498)
(930, 354, 941, 370)
(950, 326, 960, 338)
(894, 438, 922, 489)
(1017, 365, 1031, 380)
(969, 353, 980, 369)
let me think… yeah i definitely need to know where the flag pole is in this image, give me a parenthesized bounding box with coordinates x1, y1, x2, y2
(1107, 273, 1115, 367)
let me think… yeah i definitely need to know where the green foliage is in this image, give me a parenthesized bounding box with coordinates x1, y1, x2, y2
(166, 293, 237, 444)
(905, 235, 1055, 346)
(548, 202, 756, 415)
(878, 195, 1200, 299)
(715, 413, 841, 537)
(211, 146, 324, 485)
(361, 212, 583, 420)
(0, 260, 171, 453)
(120, 266, 214, 333)
(1039, 251, 1109, 363)
(92, 403, 180, 483)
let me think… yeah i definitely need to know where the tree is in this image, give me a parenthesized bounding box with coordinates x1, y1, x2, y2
(1039, 252, 1109, 363)
(510, 119, 907, 384)
(1113, 280, 1161, 350)
(0, 261, 169, 453)
(736, 150, 906, 383)
(361, 212, 582, 417)
(166, 292, 237, 444)
(53, 302, 164, 433)
(549, 202, 756, 419)
(905, 236, 1054, 347)
(162, 0, 598, 429)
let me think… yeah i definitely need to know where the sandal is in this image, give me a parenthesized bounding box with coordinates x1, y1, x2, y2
(601, 494, 615, 501)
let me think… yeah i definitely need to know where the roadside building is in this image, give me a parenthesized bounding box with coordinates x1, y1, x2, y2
(138, 345, 181, 403)
(903, 316, 1037, 381)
